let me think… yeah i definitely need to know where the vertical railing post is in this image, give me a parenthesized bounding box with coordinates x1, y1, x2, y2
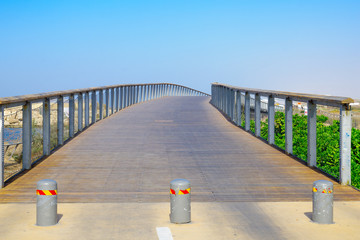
(105, 89, 109, 117)
(307, 100, 317, 167)
(138, 85, 142, 103)
(340, 104, 352, 185)
(245, 92, 250, 131)
(227, 88, 230, 116)
(43, 98, 51, 156)
(85, 92, 89, 127)
(131, 86, 134, 104)
(285, 97, 293, 154)
(126, 86, 129, 106)
(222, 87, 226, 112)
(111, 88, 115, 115)
(136, 86, 139, 103)
(0, 105, 5, 187)
(119, 87, 123, 110)
(99, 90, 103, 120)
(143, 85, 146, 102)
(78, 93, 83, 131)
(123, 86, 127, 107)
(125, 86, 129, 106)
(126, 86, 130, 106)
(145, 85, 148, 100)
(69, 94, 75, 138)
(268, 95, 275, 145)
(166, 84, 170, 96)
(137, 85, 142, 103)
(115, 87, 119, 112)
(255, 93, 261, 137)
(23, 102, 32, 169)
(91, 91, 96, 124)
(129, 86, 133, 105)
(230, 89, 235, 121)
(236, 90, 242, 126)
(148, 85, 151, 100)
(131, 86, 134, 105)
(57, 96, 64, 145)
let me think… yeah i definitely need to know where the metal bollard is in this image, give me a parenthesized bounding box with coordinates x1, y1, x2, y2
(170, 179, 191, 224)
(312, 180, 333, 224)
(36, 179, 58, 226)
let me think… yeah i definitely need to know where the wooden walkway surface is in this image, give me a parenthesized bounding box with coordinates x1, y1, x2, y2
(1, 96, 360, 203)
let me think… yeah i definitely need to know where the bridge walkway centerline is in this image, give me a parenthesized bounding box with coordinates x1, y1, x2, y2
(0, 96, 359, 203)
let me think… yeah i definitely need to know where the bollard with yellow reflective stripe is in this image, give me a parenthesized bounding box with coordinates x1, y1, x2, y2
(36, 179, 58, 226)
(37, 190, 57, 196)
(170, 179, 191, 224)
(312, 180, 333, 224)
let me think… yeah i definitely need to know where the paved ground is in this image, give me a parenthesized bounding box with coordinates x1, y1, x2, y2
(1, 96, 360, 239)
(1, 202, 360, 240)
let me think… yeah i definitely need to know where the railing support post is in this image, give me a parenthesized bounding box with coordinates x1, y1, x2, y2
(245, 92, 250, 131)
(231, 90, 235, 122)
(91, 91, 96, 124)
(78, 93, 83, 132)
(120, 87, 124, 109)
(307, 100, 317, 167)
(111, 88, 114, 114)
(255, 93, 261, 137)
(99, 90, 103, 120)
(57, 96, 64, 145)
(43, 98, 51, 155)
(23, 101, 32, 169)
(285, 97, 293, 154)
(127, 86, 130, 105)
(0, 105, 4, 187)
(105, 89, 109, 117)
(85, 92, 89, 127)
(340, 104, 352, 185)
(116, 87, 120, 112)
(69, 94, 75, 138)
(236, 91, 242, 126)
(268, 95, 275, 145)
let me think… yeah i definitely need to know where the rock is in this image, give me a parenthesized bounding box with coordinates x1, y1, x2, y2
(7, 117, 19, 124)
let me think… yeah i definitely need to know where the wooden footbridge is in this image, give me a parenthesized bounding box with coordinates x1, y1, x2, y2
(0, 83, 359, 239)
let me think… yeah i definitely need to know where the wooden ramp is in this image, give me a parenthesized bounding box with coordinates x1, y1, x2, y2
(0, 96, 359, 203)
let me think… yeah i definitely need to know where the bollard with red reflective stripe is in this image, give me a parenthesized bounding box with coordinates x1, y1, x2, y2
(312, 180, 333, 224)
(36, 179, 58, 226)
(170, 179, 191, 223)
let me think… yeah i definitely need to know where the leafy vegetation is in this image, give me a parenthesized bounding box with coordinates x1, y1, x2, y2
(255, 112, 360, 188)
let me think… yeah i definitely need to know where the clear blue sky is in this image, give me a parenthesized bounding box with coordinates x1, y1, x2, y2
(1, 0, 359, 99)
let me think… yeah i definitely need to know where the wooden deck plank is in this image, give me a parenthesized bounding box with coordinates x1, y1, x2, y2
(0, 96, 359, 203)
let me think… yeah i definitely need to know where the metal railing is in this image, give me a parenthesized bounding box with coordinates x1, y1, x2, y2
(0, 83, 209, 187)
(211, 83, 354, 185)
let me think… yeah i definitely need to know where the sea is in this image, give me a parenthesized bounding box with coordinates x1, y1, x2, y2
(3, 128, 22, 145)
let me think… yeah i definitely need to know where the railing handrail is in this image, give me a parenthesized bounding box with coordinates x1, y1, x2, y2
(0, 83, 210, 105)
(211, 83, 353, 186)
(212, 83, 354, 107)
(0, 83, 209, 187)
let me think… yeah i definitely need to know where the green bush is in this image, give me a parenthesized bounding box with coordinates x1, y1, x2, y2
(257, 112, 360, 188)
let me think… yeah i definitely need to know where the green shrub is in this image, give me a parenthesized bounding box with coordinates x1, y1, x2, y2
(257, 112, 360, 188)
